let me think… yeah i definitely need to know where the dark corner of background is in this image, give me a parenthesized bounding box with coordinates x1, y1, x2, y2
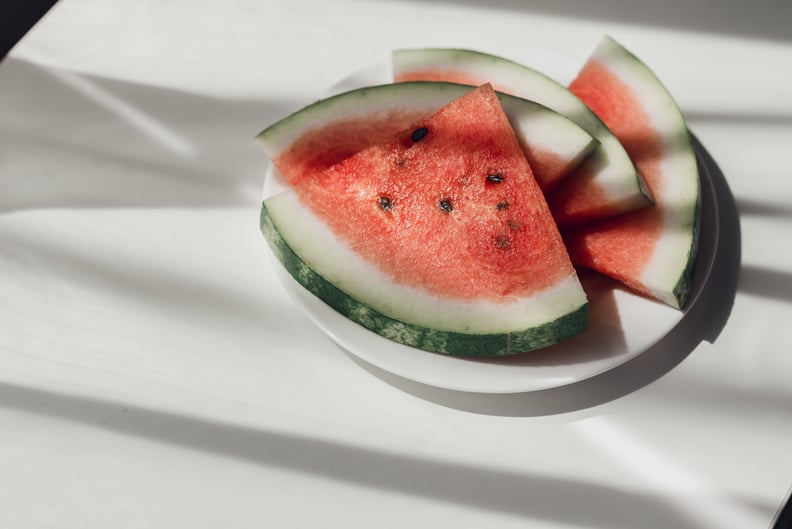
(2, 1, 60, 60)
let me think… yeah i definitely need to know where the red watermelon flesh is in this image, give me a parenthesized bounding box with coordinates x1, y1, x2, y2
(273, 109, 427, 186)
(293, 84, 578, 302)
(275, 110, 578, 191)
(391, 70, 594, 200)
(566, 61, 662, 280)
(562, 37, 700, 308)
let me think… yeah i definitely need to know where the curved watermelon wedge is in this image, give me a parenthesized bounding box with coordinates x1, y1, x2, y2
(562, 36, 701, 309)
(261, 84, 589, 356)
(391, 48, 653, 225)
(256, 81, 597, 194)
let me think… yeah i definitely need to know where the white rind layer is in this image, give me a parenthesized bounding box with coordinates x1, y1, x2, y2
(591, 36, 699, 308)
(266, 191, 588, 334)
(501, 101, 593, 166)
(393, 49, 597, 127)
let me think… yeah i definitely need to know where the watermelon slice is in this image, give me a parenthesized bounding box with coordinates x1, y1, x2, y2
(391, 48, 653, 225)
(257, 81, 597, 194)
(261, 84, 588, 356)
(562, 36, 700, 309)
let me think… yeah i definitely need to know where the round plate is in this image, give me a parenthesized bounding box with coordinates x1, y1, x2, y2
(264, 51, 720, 394)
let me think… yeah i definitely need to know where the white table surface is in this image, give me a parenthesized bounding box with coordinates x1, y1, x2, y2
(2, 1, 792, 528)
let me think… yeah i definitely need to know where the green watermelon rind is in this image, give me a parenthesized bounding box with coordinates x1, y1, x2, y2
(672, 171, 701, 308)
(261, 202, 589, 357)
(666, 126, 702, 309)
(593, 36, 702, 309)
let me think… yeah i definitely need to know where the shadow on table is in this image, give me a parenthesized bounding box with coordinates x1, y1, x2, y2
(414, 0, 792, 43)
(348, 135, 742, 417)
(739, 265, 792, 304)
(0, 380, 772, 529)
(0, 57, 305, 212)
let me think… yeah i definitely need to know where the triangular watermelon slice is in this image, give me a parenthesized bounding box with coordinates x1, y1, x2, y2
(562, 36, 701, 309)
(391, 48, 654, 225)
(261, 84, 588, 356)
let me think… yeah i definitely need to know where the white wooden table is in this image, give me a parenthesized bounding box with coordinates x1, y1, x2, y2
(2, 1, 791, 527)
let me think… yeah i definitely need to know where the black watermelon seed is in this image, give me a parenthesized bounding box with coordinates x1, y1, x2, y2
(486, 173, 504, 183)
(496, 201, 509, 210)
(378, 196, 393, 211)
(438, 199, 453, 213)
(496, 236, 511, 249)
(411, 127, 429, 142)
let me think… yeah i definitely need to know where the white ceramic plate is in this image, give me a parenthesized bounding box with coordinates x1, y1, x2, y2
(264, 51, 720, 394)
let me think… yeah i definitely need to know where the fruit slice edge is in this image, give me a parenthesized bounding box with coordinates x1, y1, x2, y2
(563, 36, 701, 309)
